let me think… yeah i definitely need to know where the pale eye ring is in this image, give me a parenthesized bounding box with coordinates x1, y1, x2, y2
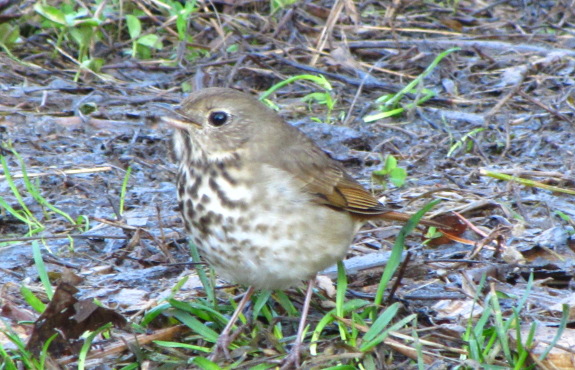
(208, 111, 229, 127)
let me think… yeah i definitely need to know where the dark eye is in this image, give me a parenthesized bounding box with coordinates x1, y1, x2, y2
(208, 111, 229, 127)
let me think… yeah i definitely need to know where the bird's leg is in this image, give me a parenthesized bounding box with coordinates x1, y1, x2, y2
(281, 278, 315, 370)
(209, 286, 255, 361)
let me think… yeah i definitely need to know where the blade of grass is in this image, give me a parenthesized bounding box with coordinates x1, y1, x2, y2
(154, 340, 211, 353)
(191, 356, 223, 369)
(20, 285, 46, 313)
(539, 303, 568, 361)
(374, 199, 441, 307)
(77, 323, 113, 370)
(364, 48, 460, 122)
(3, 329, 34, 367)
(172, 310, 219, 343)
(0, 342, 18, 370)
(462, 273, 488, 362)
(252, 290, 272, 320)
(411, 321, 425, 370)
(336, 261, 348, 340)
(488, 283, 513, 363)
(32, 240, 53, 300)
(379, 48, 460, 108)
(141, 302, 171, 326)
(361, 312, 416, 352)
(188, 240, 215, 307)
(310, 299, 370, 355)
(259, 74, 332, 102)
(273, 290, 298, 316)
(119, 166, 132, 216)
(0, 152, 43, 233)
(168, 299, 227, 324)
(0, 196, 33, 227)
(513, 321, 536, 370)
(12, 148, 75, 225)
(39, 333, 59, 369)
(363, 303, 401, 343)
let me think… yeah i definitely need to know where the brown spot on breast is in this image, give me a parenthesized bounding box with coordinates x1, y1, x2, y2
(222, 223, 236, 234)
(221, 169, 238, 185)
(270, 229, 282, 241)
(208, 174, 249, 210)
(186, 205, 195, 222)
(239, 239, 252, 249)
(236, 217, 249, 231)
(188, 176, 202, 200)
(257, 247, 269, 260)
(176, 170, 184, 184)
(197, 215, 211, 235)
(183, 132, 192, 155)
(214, 213, 223, 224)
(208, 177, 219, 192)
(201, 194, 210, 204)
(216, 162, 238, 185)
(255, 224, 269, 233)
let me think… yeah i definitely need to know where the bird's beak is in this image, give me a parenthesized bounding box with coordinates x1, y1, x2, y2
(160, 105, 202, 130)
(150, 102, 202, 130)
(161, 115, 202, 130)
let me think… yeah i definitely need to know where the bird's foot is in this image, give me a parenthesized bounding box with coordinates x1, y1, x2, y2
(208, 334, 232, 362)
(280, 343, 302, 370)
(208, 287, 256, 362)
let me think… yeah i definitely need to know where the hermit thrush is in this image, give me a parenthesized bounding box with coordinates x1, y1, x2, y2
(163, 87, 445, 368)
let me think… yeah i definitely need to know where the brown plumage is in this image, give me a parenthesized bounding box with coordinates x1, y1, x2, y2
(163, 87, 445, 368)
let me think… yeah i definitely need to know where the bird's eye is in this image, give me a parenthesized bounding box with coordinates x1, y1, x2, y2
(208, 111, 229, 127)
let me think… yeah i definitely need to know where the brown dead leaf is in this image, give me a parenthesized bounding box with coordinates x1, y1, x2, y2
(26, 283, 127, 356)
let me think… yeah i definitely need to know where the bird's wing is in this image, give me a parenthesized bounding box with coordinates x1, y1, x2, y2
(272, 135, 391, 216)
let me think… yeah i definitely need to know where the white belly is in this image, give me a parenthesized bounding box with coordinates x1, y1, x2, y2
(180, 163, 358, 290)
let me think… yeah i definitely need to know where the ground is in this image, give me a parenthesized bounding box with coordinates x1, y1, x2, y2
(1, 0, 574, 368)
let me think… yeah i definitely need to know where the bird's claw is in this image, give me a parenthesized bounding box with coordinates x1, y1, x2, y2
(208, 334, 232, 362)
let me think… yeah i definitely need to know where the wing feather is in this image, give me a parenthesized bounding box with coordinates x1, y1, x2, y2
(269, 134, 392, 216)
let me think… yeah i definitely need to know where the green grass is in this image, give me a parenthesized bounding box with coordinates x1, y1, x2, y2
(2, 164, 559, 368)
(0, 148, 44, 236)
(363, 48, 460, 122)
(260, 74, 336, 123)
(0, 145, 89, 241)
(143, 202, 441, 368)
(457, 273, 568, 369)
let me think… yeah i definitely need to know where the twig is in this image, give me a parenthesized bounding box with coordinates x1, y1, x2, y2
(518, 90, 574, 125)
(0, 166, 113, 181)
(344, 39, 575, 57)
(479, 169, 575, 195)
(311, 0, 344, 66)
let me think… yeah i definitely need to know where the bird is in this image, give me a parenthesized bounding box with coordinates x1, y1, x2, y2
(162, 87, 447, 368)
